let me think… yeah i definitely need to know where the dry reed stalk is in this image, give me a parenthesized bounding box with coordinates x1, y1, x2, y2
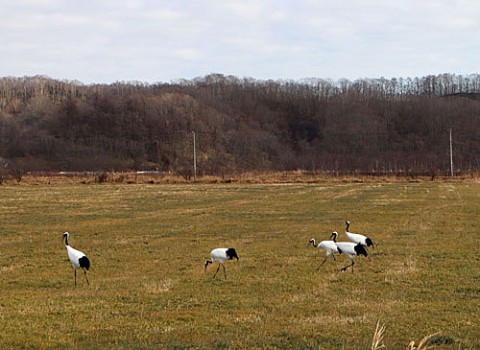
(406, 332, 440, 350)
(371, 320, 387, 350)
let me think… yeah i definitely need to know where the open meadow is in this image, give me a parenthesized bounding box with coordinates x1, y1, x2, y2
(1, 180, 479, 349)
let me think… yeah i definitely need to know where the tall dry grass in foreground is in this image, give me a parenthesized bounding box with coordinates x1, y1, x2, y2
(1, 182, 479, 349)
(371, 321, 387, 350)
(371, 321, 441, 350)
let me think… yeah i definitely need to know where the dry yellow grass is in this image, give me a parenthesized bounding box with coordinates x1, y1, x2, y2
(1, 180, 478, 349)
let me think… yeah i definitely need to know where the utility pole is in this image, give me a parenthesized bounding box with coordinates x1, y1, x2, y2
(449, 128, 454, 177)
(192, 131, 197, 181)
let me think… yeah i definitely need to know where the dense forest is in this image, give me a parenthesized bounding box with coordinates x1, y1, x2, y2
(1, 73, 479, 178)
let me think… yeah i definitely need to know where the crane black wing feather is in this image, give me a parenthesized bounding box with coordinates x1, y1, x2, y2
(79, 256, 90, 270)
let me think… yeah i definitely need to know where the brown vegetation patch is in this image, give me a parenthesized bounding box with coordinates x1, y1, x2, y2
(2, 171, 480, 186)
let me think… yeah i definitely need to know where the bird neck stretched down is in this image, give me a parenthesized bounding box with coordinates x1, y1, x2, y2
(204, 259, 213, 270)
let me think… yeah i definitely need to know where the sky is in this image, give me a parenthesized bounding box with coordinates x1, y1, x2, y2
(1, 0, 479, 84)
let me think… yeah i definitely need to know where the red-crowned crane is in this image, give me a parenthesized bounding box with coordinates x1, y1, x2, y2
(204, 248, 239, 279)
(308, 232, 339, 269)
(63, 232, 90, 287)
(345, 220, 374, 248)
(331, 231, 368, 272)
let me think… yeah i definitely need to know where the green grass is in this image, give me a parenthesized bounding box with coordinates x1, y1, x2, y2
(1, 182, 479, 349)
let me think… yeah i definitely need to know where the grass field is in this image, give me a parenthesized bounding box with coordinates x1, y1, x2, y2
(1, 181, 479, 349)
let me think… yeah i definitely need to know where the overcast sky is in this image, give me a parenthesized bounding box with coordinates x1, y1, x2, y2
(1, 0, 479, 84)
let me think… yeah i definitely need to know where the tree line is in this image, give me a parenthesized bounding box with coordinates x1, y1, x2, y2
(0, 73, 479, 178)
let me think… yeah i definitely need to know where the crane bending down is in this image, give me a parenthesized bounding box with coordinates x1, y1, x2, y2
(308, 232, 339, 269)
(204, 248, 239, 279)
(332, 231, 368, 272)
(345, 220, 374, 248)
(63, 232, 90, 287)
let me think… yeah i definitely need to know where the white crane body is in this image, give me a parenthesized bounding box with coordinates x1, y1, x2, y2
(331, 231, 368, 272)
(204, 247, 239, 279)
(345, 220, 374, 248)
(63, 232, 90, 286)
(308, 236, 339, 268)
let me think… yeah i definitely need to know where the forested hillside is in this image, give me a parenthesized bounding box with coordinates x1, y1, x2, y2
(1, 74, 479, 177)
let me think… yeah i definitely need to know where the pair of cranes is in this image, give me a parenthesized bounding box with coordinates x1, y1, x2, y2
(63, 220, 372, 286)
(62, 231, 239, 286)
(309, 220, 374, 272)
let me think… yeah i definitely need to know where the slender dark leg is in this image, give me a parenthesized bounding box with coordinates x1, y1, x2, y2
(341, 259, 355, 272)
(318, 256, 328, 269)
(213, 264, 221, 278)
(74, 269, 77, 287)
(332, 255, 339, 268)
(222, 264, 227, 279)
(84, 269, 89, 285)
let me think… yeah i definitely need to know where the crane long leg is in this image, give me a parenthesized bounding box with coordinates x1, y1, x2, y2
(332, 255, 338, 268)
(213, 263, 221, 278)
(318, 256, 328, 269)
(74, 269, 77, 287)
(318, 255, 339, 270)
(84, 269, 89, 285)
(340, 259, 355, 273)
(222, 264, 227, 279)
